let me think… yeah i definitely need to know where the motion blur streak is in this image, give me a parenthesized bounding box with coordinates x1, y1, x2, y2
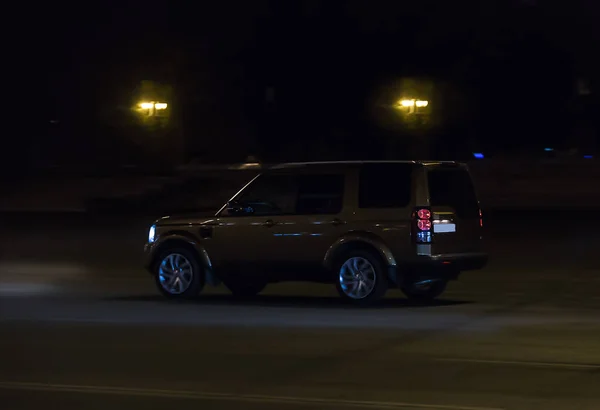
(0, 382, 504, 410)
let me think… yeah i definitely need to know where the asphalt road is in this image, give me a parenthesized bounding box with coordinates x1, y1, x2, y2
(1, 211, 600, 410)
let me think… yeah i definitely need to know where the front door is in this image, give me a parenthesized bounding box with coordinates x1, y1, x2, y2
(205, 173, 299, 281)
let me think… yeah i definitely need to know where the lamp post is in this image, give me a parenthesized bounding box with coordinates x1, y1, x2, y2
(393, 98, 432, 159)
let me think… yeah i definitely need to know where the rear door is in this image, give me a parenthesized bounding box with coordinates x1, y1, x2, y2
(426, 164, 483, 255)
(267, 172, 348, 280)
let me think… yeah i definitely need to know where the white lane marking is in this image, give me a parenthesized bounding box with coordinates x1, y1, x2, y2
(0, 381, 505, 410)
(436, 358, 600, 370)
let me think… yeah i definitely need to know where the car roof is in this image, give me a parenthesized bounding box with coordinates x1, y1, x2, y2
(270, 160, 464, 170)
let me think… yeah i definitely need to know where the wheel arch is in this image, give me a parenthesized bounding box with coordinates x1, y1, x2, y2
(150, 232, 220, 286)
(323, 233, 397, 268)
(323, 232, 399, 286)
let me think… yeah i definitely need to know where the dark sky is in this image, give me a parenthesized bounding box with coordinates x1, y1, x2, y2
(41, 1, 597, 105)
(13, 0, 600, 164)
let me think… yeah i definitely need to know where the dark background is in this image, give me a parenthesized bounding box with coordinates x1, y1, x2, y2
(12, 0, 599, 172)
(3, 3, 600, 409)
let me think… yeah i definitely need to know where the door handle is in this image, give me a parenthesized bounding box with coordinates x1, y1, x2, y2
(262, 219, 277, 228)
(330, 218, 345, 226)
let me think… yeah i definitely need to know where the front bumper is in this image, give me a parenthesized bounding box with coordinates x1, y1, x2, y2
(143, 243, 157, 271)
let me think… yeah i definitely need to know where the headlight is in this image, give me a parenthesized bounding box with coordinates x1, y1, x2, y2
(148, 225, 156, 243)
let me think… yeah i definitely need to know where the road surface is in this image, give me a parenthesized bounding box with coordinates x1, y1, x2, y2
(1, 211, 599, 410)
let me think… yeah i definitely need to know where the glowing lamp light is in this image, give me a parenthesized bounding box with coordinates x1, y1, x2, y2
(398, 99, 428, 107)
(544, 147, 553, 152)
(473, 153, 485, 159)
(139, 102, 168, 110)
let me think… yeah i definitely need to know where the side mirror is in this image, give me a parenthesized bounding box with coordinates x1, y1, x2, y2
(226, 200, 254, 215)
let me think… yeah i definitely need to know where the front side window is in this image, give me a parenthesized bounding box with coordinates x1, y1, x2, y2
(232, 174, 298, 216)
(224, 172, 345, 216)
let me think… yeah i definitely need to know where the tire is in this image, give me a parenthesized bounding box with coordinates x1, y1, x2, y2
(401, 279, 447, 302)
(335, 249, 388, 306)
(154, 247, 205, 299)
(224, 279, 267, 299)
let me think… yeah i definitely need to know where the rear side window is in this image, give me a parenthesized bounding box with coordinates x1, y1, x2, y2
(296, 174, 344, 215)
(427, 167, 479, 218)
(358, 163, 413, 208)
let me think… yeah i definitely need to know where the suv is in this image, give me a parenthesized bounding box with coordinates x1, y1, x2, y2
(144, 161, 487, 305)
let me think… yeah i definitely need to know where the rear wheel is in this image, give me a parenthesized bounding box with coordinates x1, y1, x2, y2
(335, 250, 388, 306)
(154, 248, 204, 299)
(401, 279, 447, 302)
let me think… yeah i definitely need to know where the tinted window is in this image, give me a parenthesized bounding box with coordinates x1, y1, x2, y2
(234, 174, 298, 215)
(296, 174, 344, 214)
(427, 167, 479, 218)
(358, 163, 413, 208)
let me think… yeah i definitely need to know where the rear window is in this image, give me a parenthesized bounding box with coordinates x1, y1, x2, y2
(427, 167, 479, 218)
(358, 163, 413, 208)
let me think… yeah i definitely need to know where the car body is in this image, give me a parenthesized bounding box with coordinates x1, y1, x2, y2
(144, 161, 487, 305)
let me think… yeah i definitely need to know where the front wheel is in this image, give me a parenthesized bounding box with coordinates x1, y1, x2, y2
(401, 279, 447, 302)
(335, 250, 388, 306)
(154, 248, 205, 299)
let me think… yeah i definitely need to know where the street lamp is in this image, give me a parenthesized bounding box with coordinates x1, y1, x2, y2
(138, 101, 168, 116)
(396, 99, 429, 114)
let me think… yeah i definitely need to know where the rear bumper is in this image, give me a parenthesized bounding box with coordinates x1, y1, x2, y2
(416, 252, 488, 271)
(395, 252, 487, 286)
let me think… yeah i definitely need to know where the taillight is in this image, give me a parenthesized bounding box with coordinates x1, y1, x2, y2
(479, 209, 483, 228)
(417, 209, 431, 220)
(413, 207, 433, 243)
(417, 219, 431, 231)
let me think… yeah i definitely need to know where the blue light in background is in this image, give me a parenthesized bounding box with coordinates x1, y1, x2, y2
(584, 155, 593, 159)
(544, 147, 553, 152)
(473, 153, 484, 159)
